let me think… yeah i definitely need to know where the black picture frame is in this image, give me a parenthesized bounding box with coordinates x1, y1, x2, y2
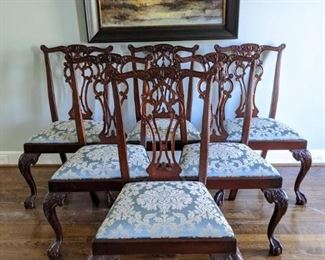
(84, 0, 240, 43)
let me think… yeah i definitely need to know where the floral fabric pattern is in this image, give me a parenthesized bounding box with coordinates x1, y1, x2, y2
(179, 143, 280, 177)
(51, 144, 149, 180)
(224, 117, 301, 142)
(27, 120, 103, 143)
(127, 119, 201, 142)
(95, 181, 234, 239)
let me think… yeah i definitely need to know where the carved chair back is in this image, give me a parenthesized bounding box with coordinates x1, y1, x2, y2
(115, 56, 210, 183)
(40, 44, 113, 122)
(65, 53, 150, 183)
(202, 52, 258, 144)
(128, 44, 199, 122)
(214, 43, 285, 119)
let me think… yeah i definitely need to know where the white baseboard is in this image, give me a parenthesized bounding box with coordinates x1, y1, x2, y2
(0, 149, 324, 166)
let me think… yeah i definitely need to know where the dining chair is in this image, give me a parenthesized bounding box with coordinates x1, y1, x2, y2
(214, 43, 311, 205)
(90, 58, 242, 260)
(126, 43, 201, 149)
(18, 44, 112, 208)
(43, 53, 152, 258)
(179, 52, 288, 256)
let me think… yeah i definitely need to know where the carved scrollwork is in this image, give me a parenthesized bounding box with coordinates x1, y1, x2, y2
(43, 192, 67, 259)
(263, 188, 288, 256)
(18, 153, 40, 209)
(291, 149, 312, 205)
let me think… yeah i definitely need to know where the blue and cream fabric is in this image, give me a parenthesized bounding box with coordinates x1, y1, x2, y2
(27, 120, 103, 143)
(224, 117, 301, 142)
(180, 143, 280, 178)
(127, 119, 201, 142)
(51, 144, 149, 180)
(95, 181, 234, 239)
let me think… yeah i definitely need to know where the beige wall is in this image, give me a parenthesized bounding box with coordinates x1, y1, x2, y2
(0, 0, 325, 160)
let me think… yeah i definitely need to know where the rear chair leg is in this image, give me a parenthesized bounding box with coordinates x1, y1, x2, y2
(291, 149, 312, 205)
(263, 188, 288, 256)
(214, 190, 225, 206)
(228, 189, 238, 201)
(18, 153, 41, 209)
(90, 192, 100, 206)
(59, 153, 67, 163)
(43, 192, 67, 259)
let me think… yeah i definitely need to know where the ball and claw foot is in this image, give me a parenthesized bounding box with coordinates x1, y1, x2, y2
(269, 237, 283, 256)
(295, 191, 307, 206)
(24, 195, 36, 209)
(47, 241, 62, 259)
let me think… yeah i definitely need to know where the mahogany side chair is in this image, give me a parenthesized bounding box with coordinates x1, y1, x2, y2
(43, 53, 152, 258)
(126, 44, 201, 149)
(18, 44, 113, 209)
(179, 52, 288, 256)
(91, 59, 242, 260)
(214, 43, 311, 205)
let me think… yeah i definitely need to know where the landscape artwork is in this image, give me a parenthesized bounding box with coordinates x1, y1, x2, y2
(99, 0, 225, 27)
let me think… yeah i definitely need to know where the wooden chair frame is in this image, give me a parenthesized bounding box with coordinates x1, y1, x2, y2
(178, 52, 288, 256)
(214, 43, 311, 205)
(18, 44, 113, 208)
(43, 53, 150, 258)
(91, 58, 242, 260)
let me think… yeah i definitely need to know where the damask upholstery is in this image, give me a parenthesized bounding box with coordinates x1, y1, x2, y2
(51, 144, 150, 180)
(27, 120, 103, 144)
(95, 181, 234, 239)
(127, 119, 201, 142)
(180, 143, 280, 178)
(224, 117, 301, 142)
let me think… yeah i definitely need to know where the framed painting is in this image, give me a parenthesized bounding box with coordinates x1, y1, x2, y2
(84, 0, 240, 42)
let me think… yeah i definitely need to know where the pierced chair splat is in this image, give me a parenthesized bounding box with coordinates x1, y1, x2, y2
(215, 43, 311, 205)
(18, 44, 113, 209)
(127, 44, 201, 148)
(91, 62, 242, 260)
(43, 53, 152, 259)
(179, 52, 288, 256)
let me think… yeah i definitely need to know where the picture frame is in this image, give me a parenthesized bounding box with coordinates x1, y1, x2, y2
(84, 0, 240, 43)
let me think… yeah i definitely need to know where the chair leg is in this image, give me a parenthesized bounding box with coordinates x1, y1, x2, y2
(261, 150, 268, 159)
(214, 190, 225, 206)
(90, 192, 100, 206)
(228, 189, 238, 201)
(43, 192, 67, 259)
(59, 153, 67, 163)
(262, 188, 288, 256)
(291, 149, 312, 205)
(18, 153, 41, 209)
(107, 191, 118, 208)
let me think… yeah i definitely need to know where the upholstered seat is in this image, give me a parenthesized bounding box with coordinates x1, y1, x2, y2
(27, 120, 103, 144)
(127, 119, 201, 142)
(51, 144, 150, 180)
(180, 143, 280, 178)
(95, 181, 234, 240)
(224, 117, 301, 142)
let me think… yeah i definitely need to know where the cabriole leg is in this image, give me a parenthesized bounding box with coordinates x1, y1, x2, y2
(43, 192, 67, 259)
(291, 149, 312, 205)
(263, 188, 288, 256)
(18, 153, 40, 209)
